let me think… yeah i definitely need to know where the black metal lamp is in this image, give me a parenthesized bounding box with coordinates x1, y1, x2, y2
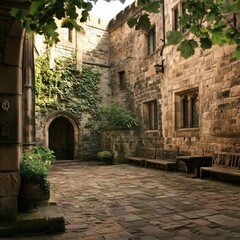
(154, 59, 165, 74)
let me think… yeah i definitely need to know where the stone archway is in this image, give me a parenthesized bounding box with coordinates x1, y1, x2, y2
(49, 117, 74, 160)
(45, 111, 80, 160)
(0, 16, 26, 222)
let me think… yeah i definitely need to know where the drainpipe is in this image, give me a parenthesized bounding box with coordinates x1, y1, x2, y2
(160, 0, 165, 57)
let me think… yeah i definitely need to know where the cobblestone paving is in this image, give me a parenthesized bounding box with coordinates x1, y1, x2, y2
(6, 161, 240, 239)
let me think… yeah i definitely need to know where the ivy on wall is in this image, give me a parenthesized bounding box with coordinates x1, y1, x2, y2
(35, 50, 102, 123)
(35, 49, 138, 133)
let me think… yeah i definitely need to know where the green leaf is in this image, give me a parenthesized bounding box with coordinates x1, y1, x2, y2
(136, 14, 151, 32)
(29, 1, 42, 15)
(212, 29, 229, 45)
(179, 13, 191, 26)
(189, 25, 201, 37)
(10, 8, 24, 19)
(177, 40, 198, 59)
(232, 46, 240, 59)
(219, 0, 232, 13)
(203, 0, 215, 8)
(127, 17, 138, 28)
(143, 1, 160, 13)
(231, 1, 240, 12)
(206, 11, 221, 22)
(166, 31, 183, 45)
(200, 37, 212, 50)
(55, 0, 65, 19)
(82, 2, 93, 11)
(214, 20, 227, 29)
(80, 10, 89, 22)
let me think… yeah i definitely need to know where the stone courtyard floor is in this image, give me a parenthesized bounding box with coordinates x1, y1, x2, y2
(3, 161, 240, 239)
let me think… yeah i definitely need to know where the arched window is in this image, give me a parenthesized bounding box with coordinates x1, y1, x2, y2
(176, 89, 199, 129)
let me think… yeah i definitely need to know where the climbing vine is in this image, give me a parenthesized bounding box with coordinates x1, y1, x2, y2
(35, 49, 138, 133)
(35, 50, 102, 122)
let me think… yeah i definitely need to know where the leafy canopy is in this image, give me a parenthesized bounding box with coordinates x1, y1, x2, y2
(11, 0, 240, 58)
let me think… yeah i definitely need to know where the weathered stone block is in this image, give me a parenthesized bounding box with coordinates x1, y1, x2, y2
(0, 94, 22, 144)
(0, 171, 20, 197)
(230, 77, 240, 87)
(0, 67, 22, 94)
(4, 37, 23, 66)
(0, 144, 21, 171)
(231, 85, 240, 97)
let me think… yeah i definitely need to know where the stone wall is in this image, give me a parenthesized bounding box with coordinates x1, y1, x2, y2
(35, 1, 240, 159)
(101, 129, 139, 164)
(35, 111, 101, 160)
(109, 0, 240, 154)
(35, 16, 111, 161)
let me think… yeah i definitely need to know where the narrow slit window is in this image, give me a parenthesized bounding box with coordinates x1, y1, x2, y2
(173, 7, 179, 31)
(182, 95, 189, 128)
(144, 100, 158, 130)
(118, 71, 126, 90)
(147, 27, 156, 55)
(191, 94, 199, 127)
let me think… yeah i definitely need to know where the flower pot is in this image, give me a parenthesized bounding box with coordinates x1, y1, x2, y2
(104, 157, 113, 165)
(18, 180, 50, 213)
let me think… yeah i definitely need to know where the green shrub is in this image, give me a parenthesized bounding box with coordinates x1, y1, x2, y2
(20, 157, 49, 182)
(97, 151, 112, 159)
(101, 102, 138, 130)
(97, 151, 113, 165)
(20, 146, 56, 190)
(34, 146, 55, 166)
(85, 102, 138, 133)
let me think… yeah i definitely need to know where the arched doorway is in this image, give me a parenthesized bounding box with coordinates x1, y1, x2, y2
(49, 117, 74, 160)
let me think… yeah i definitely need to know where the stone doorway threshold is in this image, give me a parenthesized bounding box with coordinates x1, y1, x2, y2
(0, 203, 65, 237)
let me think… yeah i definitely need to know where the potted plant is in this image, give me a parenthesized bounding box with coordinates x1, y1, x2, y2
(97, 151, 113, 165)
(18, 146, 55, 212)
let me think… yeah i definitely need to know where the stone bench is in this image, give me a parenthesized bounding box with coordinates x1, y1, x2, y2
(200, 152, 240, 179)
(127, 147, 156, 167)
(145, 148, 179, 172)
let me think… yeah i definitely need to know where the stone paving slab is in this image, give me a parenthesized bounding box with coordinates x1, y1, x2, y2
(2, 162, 240, 239)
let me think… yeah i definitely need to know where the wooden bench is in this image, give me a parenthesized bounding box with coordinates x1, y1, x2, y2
(200, 152, 240, 179)
(128, 147, 156, 167)
(176, 155, 212, 177)
(145, 148, 179, 172)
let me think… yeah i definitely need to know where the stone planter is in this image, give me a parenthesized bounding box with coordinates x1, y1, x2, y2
(103, 157, 113, 165)
(18, 180, 50, 212)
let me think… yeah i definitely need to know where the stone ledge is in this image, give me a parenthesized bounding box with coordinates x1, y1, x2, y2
(0, 204, 65, 237)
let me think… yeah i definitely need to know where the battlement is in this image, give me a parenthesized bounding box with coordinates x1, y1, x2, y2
(87, 14, 109, 30)
(108, 0, 141, 32)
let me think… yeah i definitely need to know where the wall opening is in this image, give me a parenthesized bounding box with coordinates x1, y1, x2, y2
(49, 117, 74, 160)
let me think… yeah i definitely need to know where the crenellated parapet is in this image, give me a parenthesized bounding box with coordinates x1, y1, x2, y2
(108, 1, 141, 32)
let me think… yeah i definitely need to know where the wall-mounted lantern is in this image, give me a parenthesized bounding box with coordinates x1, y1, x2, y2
(154, 59, 165, 74)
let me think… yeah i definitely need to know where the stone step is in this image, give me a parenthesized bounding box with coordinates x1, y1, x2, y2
(0, 204, 65, 237)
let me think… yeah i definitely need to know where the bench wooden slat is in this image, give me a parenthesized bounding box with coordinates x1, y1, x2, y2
(200, 152, 240, 179)
(127, 147, 155, 167)
(145, 148, 178, 172)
